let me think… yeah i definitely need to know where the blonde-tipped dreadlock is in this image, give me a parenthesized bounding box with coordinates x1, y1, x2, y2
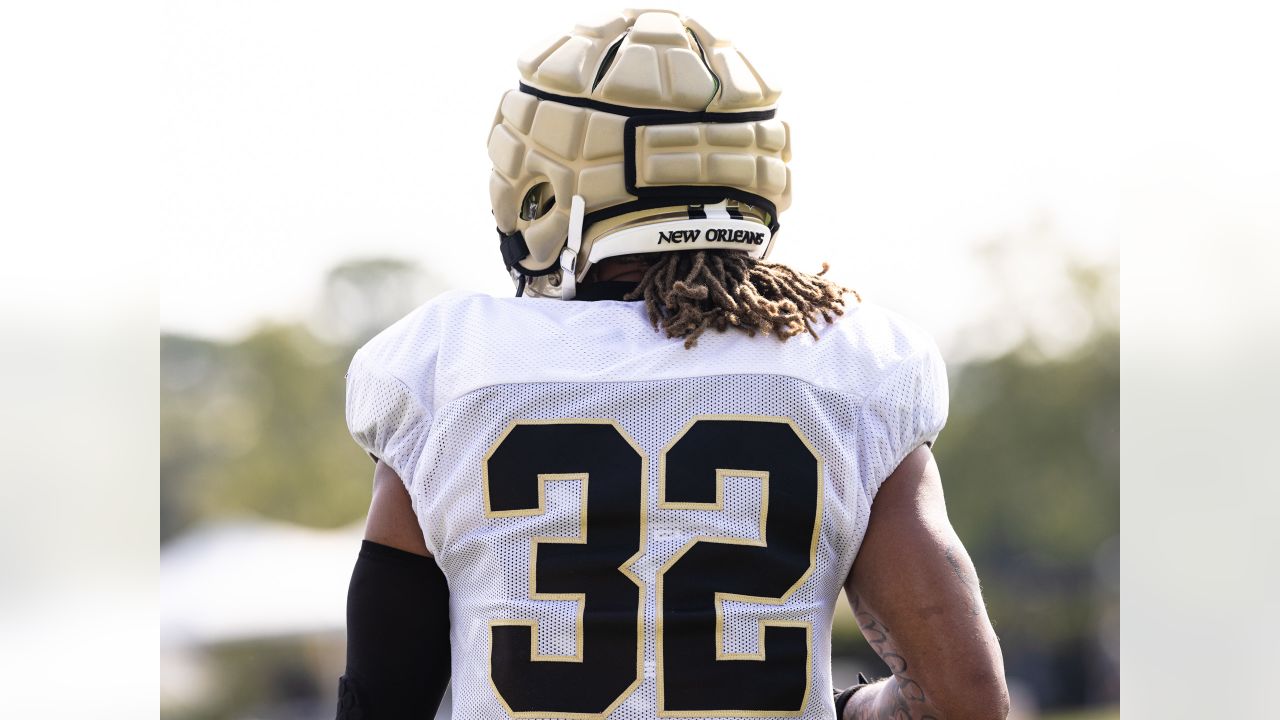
(622, 250, 860, 349)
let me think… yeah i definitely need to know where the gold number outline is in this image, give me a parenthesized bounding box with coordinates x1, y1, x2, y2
(482, 418, 648, 720)
(654, 414, 823, 718)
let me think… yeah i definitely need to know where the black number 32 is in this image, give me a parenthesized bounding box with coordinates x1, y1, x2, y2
(484, 416, 822, 718)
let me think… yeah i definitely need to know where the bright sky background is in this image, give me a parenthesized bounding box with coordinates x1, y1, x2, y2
(157, 0, 1272, 357)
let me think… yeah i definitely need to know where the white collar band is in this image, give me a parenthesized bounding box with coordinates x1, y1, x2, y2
(585, 216, 772, 270)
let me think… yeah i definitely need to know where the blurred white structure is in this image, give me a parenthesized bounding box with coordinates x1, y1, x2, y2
(162, 519, 363, 647)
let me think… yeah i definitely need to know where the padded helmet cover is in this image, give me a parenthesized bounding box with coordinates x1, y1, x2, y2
(487, 9, 792, 297)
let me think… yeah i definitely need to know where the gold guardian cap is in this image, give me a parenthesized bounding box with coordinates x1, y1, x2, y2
(487, 9, 792, 298)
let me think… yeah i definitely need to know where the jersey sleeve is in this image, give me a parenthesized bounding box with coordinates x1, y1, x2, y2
(344, 343, 432, 487)
(856, 335, 950, 501)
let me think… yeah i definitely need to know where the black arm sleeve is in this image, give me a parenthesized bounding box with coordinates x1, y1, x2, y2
(337, 539, 451, 719)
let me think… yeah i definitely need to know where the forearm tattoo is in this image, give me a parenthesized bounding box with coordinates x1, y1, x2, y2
(845, 592, 942, 720)
(944, 543, 984, 618)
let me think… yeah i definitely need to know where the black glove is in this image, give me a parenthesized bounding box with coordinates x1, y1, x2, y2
(833, 672, 873, 719)
(335, 674, 366, 720)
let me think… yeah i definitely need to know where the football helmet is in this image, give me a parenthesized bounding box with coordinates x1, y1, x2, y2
(487, 9, 792, 298)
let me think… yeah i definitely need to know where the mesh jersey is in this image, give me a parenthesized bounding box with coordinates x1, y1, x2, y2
(344, 289, 948, 720)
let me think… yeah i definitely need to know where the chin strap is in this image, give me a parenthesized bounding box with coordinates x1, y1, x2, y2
(559, 194, 586, 300)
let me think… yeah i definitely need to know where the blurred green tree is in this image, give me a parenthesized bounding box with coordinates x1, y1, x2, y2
(161, 259, 446, 540)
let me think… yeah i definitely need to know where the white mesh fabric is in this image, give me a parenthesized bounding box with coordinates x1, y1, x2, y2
(344, 289, 948, 720)
(343, 349, 431, 484)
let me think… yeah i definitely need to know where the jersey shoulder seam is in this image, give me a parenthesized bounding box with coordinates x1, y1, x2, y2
(433, 368, 894, 419)
(350, 346, 434, 485)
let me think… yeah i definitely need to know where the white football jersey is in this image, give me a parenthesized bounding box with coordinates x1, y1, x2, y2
(345, 289, 948, 720)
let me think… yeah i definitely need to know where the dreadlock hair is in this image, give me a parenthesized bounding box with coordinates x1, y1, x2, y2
(622, 250, 860, 349)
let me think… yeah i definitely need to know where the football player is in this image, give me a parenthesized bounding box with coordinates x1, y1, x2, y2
(338, 9, 1008, 720)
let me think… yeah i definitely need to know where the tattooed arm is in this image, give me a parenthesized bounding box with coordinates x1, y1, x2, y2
(842, 445, 1009, 720)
